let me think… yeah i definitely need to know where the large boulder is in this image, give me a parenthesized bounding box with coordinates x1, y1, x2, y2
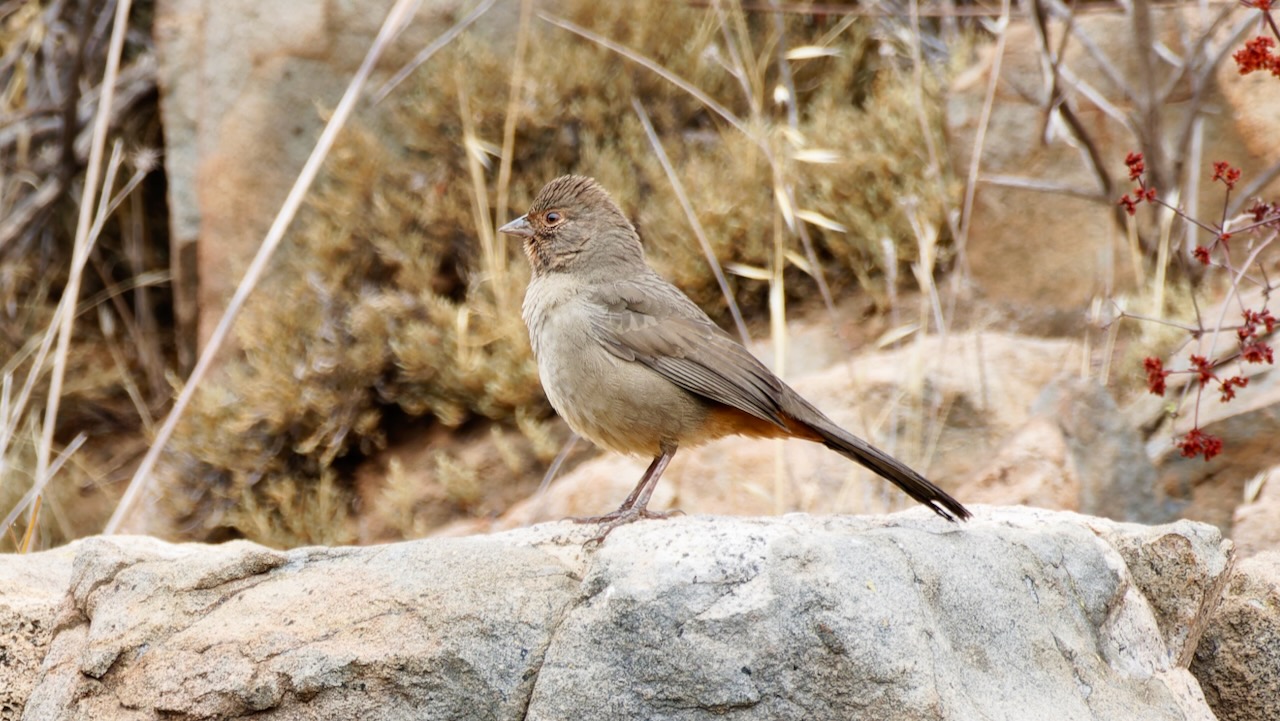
(7, 508, 1230, 720)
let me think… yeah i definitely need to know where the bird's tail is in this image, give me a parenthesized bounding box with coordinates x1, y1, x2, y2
(802, 414, 971, 522)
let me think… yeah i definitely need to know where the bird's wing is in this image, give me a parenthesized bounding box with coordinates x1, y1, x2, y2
(588, 279, 788, 430)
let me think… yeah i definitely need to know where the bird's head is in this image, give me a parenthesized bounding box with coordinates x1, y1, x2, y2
(499, 175, 642, 276)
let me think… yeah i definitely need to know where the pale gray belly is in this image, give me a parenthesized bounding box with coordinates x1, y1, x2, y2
(532, 308, 706, 457)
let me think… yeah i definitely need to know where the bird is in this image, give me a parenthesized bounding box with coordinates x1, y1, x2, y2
(499, 175, 970, 540)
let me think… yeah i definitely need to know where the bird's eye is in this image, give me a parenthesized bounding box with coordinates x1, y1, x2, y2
(544, 211, 562, 225)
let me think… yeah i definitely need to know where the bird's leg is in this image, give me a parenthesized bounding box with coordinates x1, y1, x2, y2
(571, 444, 681, 542)
(613, 454, 665, 512)
(622, 448, 675, 517)
(571, 449, 674, 522)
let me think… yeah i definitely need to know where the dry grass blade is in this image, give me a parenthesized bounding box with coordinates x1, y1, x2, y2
(724, 262, 771, 281)
(632, 98, 751, 346)
(32, 0, 136, 531)
(104, 0, 425, 534)
(958, 0, 1012, 267)
(459, 82, 510, 312)
(792, 148, 840, 164)
(784, 45, 840, 60)
(99, 304, 154, 435)
(977, 173, 1109, 201)
(3, 432, 86, 551)
(540, 12, 752, 139)
(772, 185, 796, 232)
(530, 432, 578, 513)
(494, 0, 535, 229)
(795, 209, 848, 233)
(905, 203, 946, 336)
(769, 197, 787, 375)
(370, 0, 494, 104)
(766, 2, 836, 319)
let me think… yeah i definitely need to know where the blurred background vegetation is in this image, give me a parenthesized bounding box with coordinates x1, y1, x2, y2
(1, 0, 997, 550)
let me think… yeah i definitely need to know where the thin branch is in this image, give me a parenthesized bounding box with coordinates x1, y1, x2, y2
(1112, 303, 1201, 333)
(1169, 14, 1257, 186)
(1039, 0, 1135, 99)
(1031, 0, 1115, 198)
(978, 173, 1110, 201)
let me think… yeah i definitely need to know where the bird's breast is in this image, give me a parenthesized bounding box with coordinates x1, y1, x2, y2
(522, 278, 707, 456)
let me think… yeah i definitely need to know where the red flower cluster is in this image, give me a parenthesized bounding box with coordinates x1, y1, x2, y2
(1118, 152, 1157, 216)
(1235, 34, 1280, 72)
(1189, 354, 1216, 384)
(1192, 245, 1212, 265)
(1242, 341, 1275, 364)
(1243, 308, 1277, 334)
(1143, 357, 1170, 395)
(1176, 428, 1223, 461)
(1242, 0, 1272, 10)
(1248, 200, 1280, 225)
(1239, 309, 1276, 365)
(1211, 161, 1242, 190)
(1233, 36, 1280, 76)
(1125, 152, 1145, 180)
(1220, 375, 1249, 402)
(1118, 188, 1158, 216)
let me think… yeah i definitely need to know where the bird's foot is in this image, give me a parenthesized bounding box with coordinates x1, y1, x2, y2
(568, 507, 681, 524)
(571, 507, 684, 545)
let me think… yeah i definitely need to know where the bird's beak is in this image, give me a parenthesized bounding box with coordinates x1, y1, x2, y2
(498, 215, 533, 238)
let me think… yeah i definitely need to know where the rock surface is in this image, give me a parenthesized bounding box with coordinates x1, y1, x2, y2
(6, 509, 1233, 720)
(153, 0, 505, 351)
(1191, 551, 1280, 721)
(0, 546, 76, 721)
(1230, 466, 1280, 559)
(960, 376, 1171, 524)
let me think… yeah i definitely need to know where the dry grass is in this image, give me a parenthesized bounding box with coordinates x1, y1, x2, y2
(1, 0, 164, 552)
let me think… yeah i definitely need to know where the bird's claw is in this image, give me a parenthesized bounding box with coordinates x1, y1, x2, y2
(571, 507, 684, 546)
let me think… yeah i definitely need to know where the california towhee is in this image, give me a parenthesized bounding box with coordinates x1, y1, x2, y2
(500, 175, 970, 539)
